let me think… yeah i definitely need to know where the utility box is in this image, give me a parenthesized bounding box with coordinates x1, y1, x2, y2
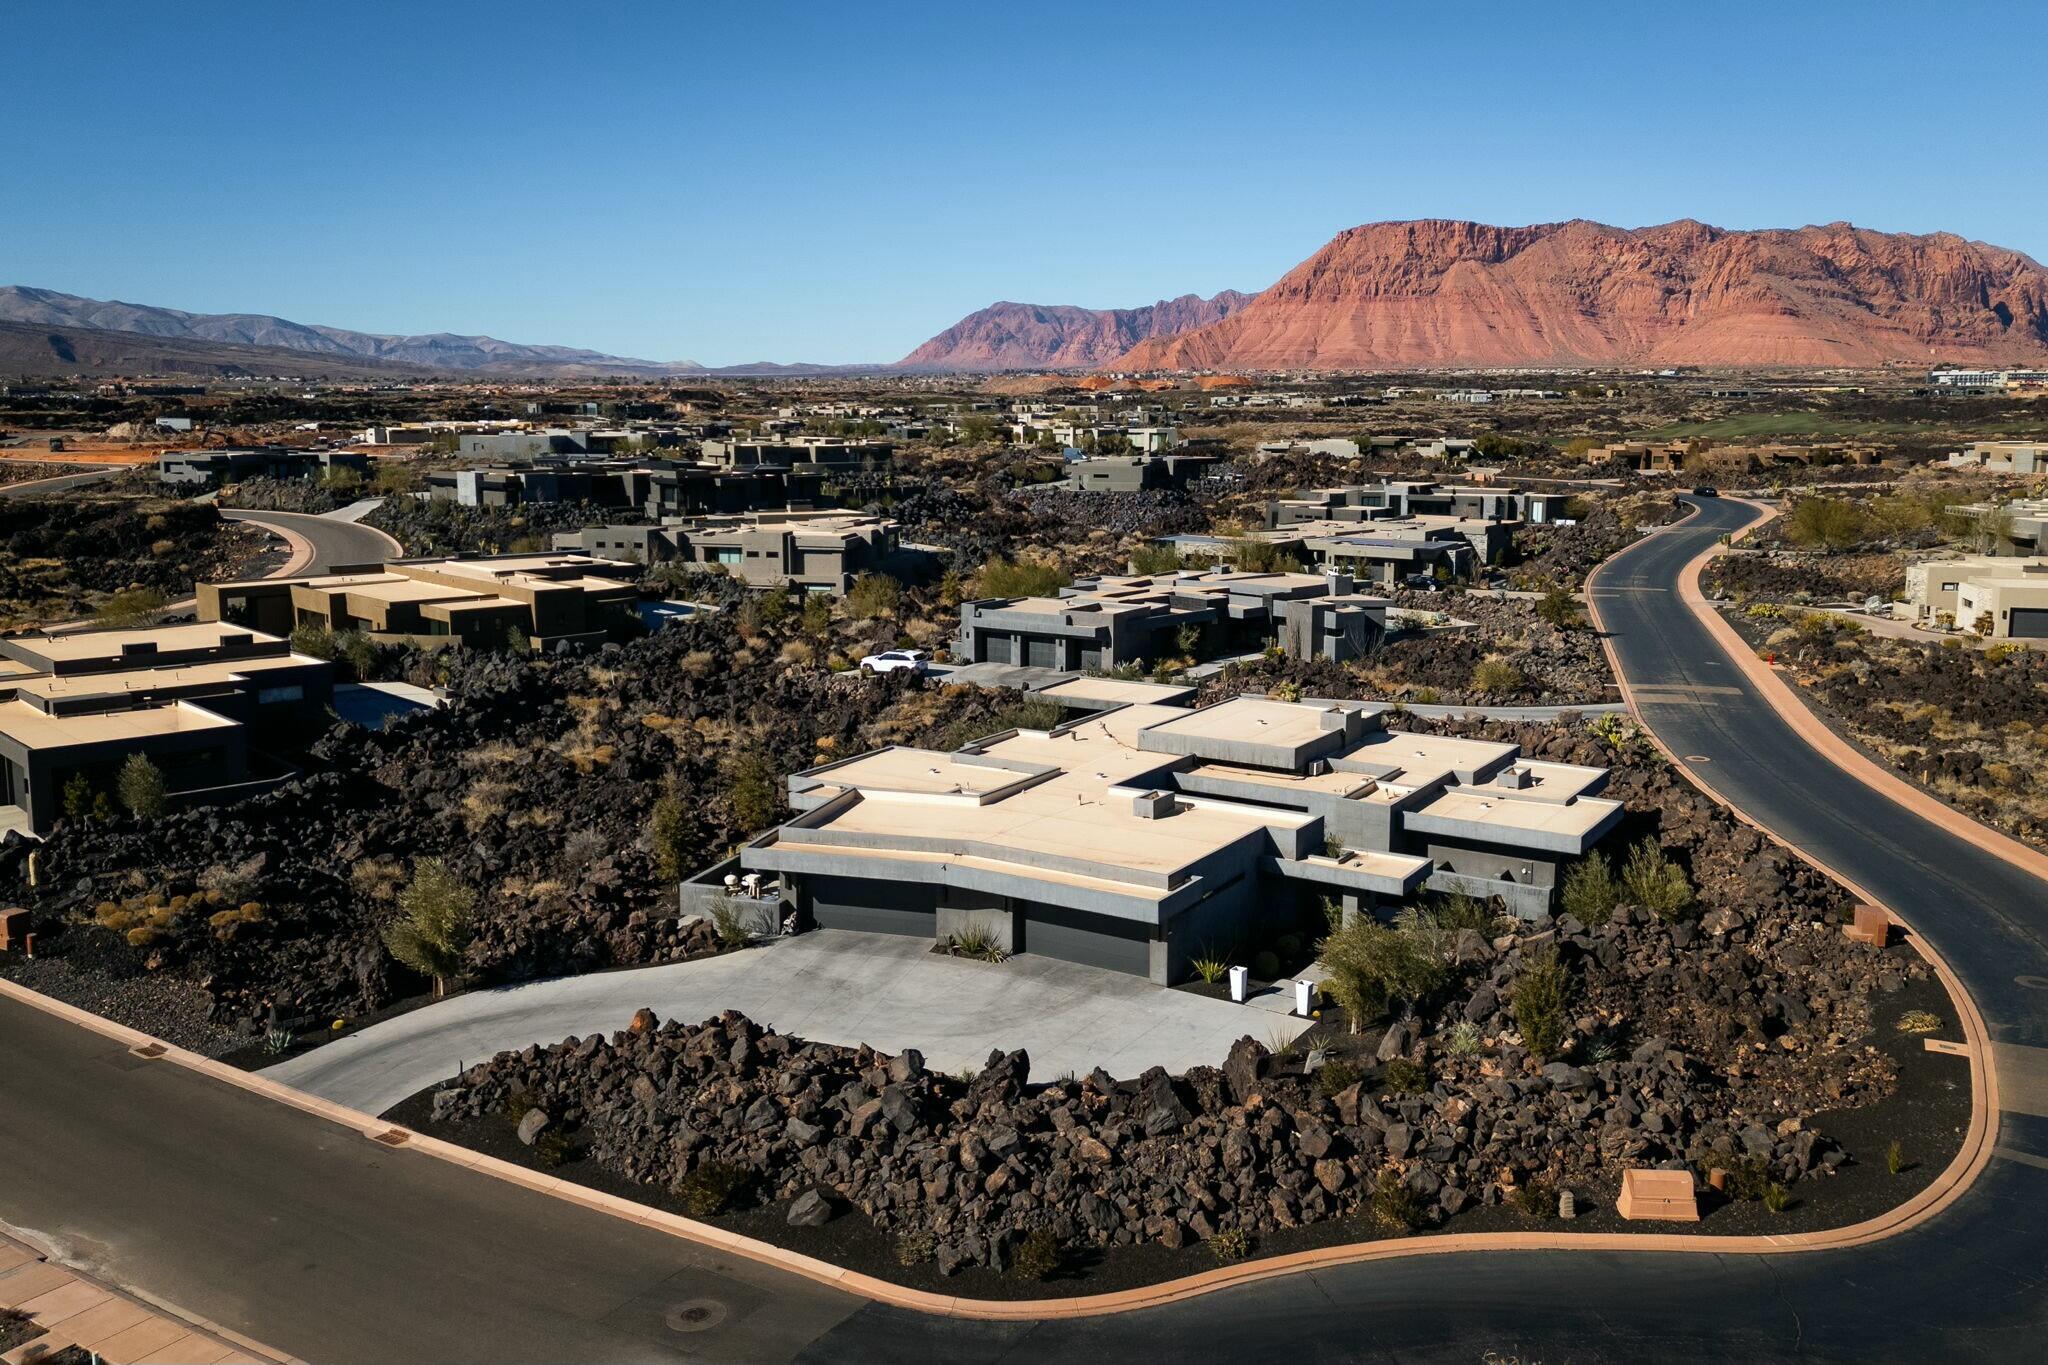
(0, 908, 26, 953)
(1616, 1169, 1699, 1222)
(1844, 904, 1891, 948)
(1228, 964, 1249, 1003)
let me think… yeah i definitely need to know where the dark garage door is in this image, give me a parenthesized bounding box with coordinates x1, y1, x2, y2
(805, 875, 936, 937)
(1022, 904, 1152, 976)
(2011, 608, 2048, 639)
(976, 632, 1013, 664)
(1023, 635, 1059, 669)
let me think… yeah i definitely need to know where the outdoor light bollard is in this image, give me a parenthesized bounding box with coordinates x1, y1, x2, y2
(1228, 964, 1249, 1004)
(1294, 978, 1316, 1017)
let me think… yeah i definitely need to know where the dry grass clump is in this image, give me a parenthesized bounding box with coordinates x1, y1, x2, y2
(462, 779, 517, 830)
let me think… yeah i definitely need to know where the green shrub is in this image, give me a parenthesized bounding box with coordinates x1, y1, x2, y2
(1444, 1020, 1481, 1056)
(894, 1229, 936, 1266)
(649, 778, 689, 882)
(1535, 585, 1583, 630)
(95, 587, 167, 627)
(1886, 1140, 1907, 1176)
(1510, 947, 1571, 1059)
(1619, 838, 1694, 921)
(1207, 1227, 1253, 1262)
(708, 898, 751, 950)
(1128, 544, 1189, 574)
(1189, 951, 1230, 985)
(1761, 1181, 1792, 1214)
(845, 572, 902, 620)
(534, 1128, 575, 1169)
(1315, 1059, 1361, 1097)
(973, 556, 1071, 598)
(674, 1160, 750, 1217)
(1370, 1170, 1426, 1233)
(1252, 949, 1280, 980)
(1561, 850, 1619, 925)
(1380, 1057, 1427, 1094)
(1785, 496, 1868, 551)
(1510, 1179, 1555, 1220)
(1009, 1227, 1062, 1281)
(1471, 658, 1524, 695)
(382, 858, 477, 998)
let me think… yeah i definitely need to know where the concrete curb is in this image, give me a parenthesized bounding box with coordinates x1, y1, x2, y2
(225, 515, 316, 577)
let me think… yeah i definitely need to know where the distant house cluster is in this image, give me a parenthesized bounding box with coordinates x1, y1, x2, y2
(556, 511, 913, 595)
(158, 448, 371, 487)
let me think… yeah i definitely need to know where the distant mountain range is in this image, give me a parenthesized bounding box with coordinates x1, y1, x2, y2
(1112, 220, 2048, 371)
(0, 286, 882, 380)
(12, 218, 2048, 382)
(895, 291, 1253, 371)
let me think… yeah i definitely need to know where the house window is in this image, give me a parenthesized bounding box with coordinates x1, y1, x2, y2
(1941, 582, 1958, 592)
(256, 685, 304, 705)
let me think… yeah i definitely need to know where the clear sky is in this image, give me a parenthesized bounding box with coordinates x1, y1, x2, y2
(8, 2, 2042, 366)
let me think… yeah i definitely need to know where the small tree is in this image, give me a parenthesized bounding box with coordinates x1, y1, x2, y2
(116, 754, 168, 820)
(62, 773, 94, 822)
(1511, 947, 1571, 1058)
(95, 588, 168, 627)
(1317, 916, 1448, 1033)
(373, 461, 424, 496)
(800, 591, 833, 637)
(1560, 850, 1618, 925)
(726, 751, 777, 831)
(649, 775, 692, 883)
(383, 859, 476, 998)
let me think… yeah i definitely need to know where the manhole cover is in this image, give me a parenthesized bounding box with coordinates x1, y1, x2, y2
(665, 1299, 729, 1333)
(1685, 754, 1711, 763)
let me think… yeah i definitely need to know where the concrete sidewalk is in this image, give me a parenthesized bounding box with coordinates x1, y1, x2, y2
(264, 930, 1307, 1116)
(0, 1231, 277, 1364)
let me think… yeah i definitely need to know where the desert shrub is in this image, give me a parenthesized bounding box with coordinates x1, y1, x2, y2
(894, 1230, 936, 1266)
(1207, 1227, 1253, 1262)
(845, 572, 901, 620)
(1381, 1057, 1427, 1094)
(725, 749, 777, 830)
(1724, 1154, 1772, 1201)
(946, 925, 1006, 962)
(95, 587, 167, 626)
(1782, 496, 1868, 551)
(1510, 947, 1571, 1058)
(1189, 950, 1230, 985)
(1128, 543, 1190, 574)
(1561, 850, 1619, 925)
(1316, 1059, 1361, 1097)
(1444, 1020, 1481, 1056)
(1511, 1179, 1555, 1220)
(673, 1160, 750, 1217)
(1895, 1009, 1943, 1034)
(972, 556, 1071, 598)
(1535, 584, 1583, 630)
(1762, 1182, 1792, 1214)
(1318, 916, 1449, 1032)
(116, 754, 167, 819)
(1370, 1170, 1426, 1233)
(708, 898, 750, 950)
(1008, 1227, 1062, 1281)
(1886, 1140, 1907, 1175)
(1471, 658, 1524, 695)
(1619, 838, 1694, 920)
(1229, 537, 1303, 574)
(533, 1128, 575, 1169)
(1424, 891, 1493, 934)
(1252, 949, 1281, 979)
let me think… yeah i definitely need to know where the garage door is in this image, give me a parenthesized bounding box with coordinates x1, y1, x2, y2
(2011, 608, 2048, 639)
(976, 632, 1013, 665)
(1022, 905, 1152, 976)
(1024, 635, 1059, 669)
(805, 875, 936, 937)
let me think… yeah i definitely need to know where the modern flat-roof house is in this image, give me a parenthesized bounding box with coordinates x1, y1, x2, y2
(1945, 497, 2048, 557)
(1063, 452, 1223, 493)
(1896, 551, 2048, 637)
(556, 512, 906, 594)
(1156, 513, 1497, 587)
(701, 436, 893, 473)
(1270, 480, 1570, 528)
(956, 569, 1387, 670)
(692, 693, 1618, 982)
(0, 622, 335, 832)
(158, 448, 371, 487)
(199, 554, 643, 651)
(425, 460, 824, 517)
(1943, 441, 2047, 476)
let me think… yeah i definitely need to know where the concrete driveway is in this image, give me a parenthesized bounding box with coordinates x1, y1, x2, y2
(264, 930, 1306, 1116)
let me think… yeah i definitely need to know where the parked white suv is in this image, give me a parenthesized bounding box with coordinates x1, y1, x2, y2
(858, 648, 930, 676)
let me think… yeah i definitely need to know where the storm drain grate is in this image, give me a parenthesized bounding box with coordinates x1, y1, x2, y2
(368, 1128, 412, 1147)
(128, 1043, 168, 1059)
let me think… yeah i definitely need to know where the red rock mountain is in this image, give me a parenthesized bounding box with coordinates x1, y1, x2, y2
(1112, 220, 2048, 371)
(897, 291, 1252, 371)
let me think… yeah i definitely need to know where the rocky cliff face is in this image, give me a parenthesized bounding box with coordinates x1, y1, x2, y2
(897, 290, 1252, 371)
(1113, 220, 2048, 370)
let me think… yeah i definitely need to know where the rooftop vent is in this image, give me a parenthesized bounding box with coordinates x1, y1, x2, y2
(1131, 790, 1177, 820)
(1500, 765, 1533, 790)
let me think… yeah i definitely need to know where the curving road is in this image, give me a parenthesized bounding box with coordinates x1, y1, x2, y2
(221, 506, 401, 573)
(1, 498, 2044, 1362)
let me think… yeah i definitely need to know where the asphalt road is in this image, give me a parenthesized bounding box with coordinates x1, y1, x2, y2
(220, 507, 401, 572)
(1, 496, 2043, 1363)
(0, 464, 125, 497)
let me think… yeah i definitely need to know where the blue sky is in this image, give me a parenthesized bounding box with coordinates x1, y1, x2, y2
(7, 2, 2043, 365)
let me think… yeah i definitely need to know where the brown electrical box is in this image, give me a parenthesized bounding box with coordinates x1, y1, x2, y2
(1616, 1168, 1700, 1222)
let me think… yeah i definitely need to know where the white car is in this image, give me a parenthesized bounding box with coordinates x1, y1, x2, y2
(858, 648, 930, 676)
